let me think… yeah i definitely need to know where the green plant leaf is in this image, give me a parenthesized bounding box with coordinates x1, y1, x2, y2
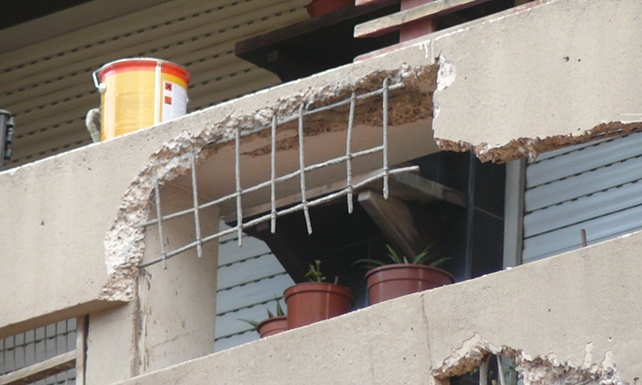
(385, 244, 404, 264)
(351, 258, 386, 270)
(275, 296, 285, 316)
(305, 260, 326, 282)
(238, 318, 260, 331)
(276, 299, 285, 317)
(427, 256, 450, 267)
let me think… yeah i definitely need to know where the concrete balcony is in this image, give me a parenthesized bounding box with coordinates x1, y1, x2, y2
(112, 230, 641, 385)
(1, 0, 641, 384)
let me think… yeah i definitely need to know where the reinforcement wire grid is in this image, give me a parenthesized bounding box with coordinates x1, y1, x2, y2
(139, 77, 419, 268)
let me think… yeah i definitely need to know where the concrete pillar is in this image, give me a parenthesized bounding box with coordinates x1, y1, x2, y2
(85, 184, 219, 383)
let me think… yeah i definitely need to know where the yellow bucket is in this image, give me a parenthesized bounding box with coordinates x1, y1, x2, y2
(92, 58, 190, 141)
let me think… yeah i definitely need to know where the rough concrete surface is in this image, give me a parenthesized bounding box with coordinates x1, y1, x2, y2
(0, 53, 440, 335)
(112, 230, 642, 385)
(429, 0, 642, 162)
(102, 64, 439, 304)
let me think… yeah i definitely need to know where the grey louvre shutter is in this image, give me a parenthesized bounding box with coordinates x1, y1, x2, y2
(522, 132, 642, 262)
(215, 222, 293, 351)
(0, 0, 309, 169)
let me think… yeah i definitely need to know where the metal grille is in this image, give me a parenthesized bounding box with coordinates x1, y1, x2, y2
(0, 319, 76, 384)
(139, 77, 419, 268)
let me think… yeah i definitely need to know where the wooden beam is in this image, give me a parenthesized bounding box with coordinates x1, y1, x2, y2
(358, 189, 424, 257)
(0, 350, 75, 385)
(389, 172, 467, 207)
(223, 169, 385, 221)
(224, 169, 466, 220)
(354, 0, 490, 38)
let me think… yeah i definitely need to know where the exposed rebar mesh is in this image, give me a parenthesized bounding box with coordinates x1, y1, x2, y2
(139, 77, 418, 268)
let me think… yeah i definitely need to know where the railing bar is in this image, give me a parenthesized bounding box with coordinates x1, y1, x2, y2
(189, 147, 203, 258)
(497, 355, 506, 385)
(235, 127, 244, 247)
(346, 90, 356, 214)
(137, 206, 194, 227)
(65, 319, 68, 354)
(139, 224, 242, 267)
(270, 114, 277, 233)
(184, 144, 385, 207)
(298, 105, 313, 235)
(23, 331, 26, 370)
(382, 78, 390, 199)
(479, 359, 489, 385)
(138, 132, 388, 229)
(154, 175, 168, 269)
(33, 329, 36, 370)
(140, 167, 420, 268)
(246, 166, 419, 225)
(239, 145, 384, 195)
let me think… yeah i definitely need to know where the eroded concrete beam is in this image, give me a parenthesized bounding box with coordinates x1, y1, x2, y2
(102, 64, 439, 302)
(433, 333, 623, 385)
(428, 0, 642, 162)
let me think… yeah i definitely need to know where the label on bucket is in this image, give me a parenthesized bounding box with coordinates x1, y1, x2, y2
(97, 58, 190, 141)
(162, 81, 188, 122)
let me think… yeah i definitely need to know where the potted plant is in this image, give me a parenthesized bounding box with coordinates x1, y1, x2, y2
(355, 244, 454, 305)
(239, 297, 288, 338)
(284, 260, 356, 329)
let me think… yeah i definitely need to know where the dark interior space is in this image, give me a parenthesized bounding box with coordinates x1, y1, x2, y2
(236, 0, 521, 82)
(0, 0, 93, 30)
(239, 151, 506, 308)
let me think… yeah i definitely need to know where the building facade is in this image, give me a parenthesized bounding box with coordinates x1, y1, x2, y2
(1, 0, 641, 384)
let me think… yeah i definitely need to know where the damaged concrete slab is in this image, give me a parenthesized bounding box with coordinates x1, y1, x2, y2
(428, 0, 642, 162)
(0, 60, 439, 338)
(110, 229, 642, 385)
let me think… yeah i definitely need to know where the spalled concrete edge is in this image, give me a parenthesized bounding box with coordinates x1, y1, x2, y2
(422, 0, 642, 164)
(100, 64, 438, 301)
(436, 121, 642, 163)
(432, 333, 624, 385)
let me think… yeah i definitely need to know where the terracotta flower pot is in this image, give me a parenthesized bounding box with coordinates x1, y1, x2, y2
(257, 315, 288, 338)
(284, 282, 356, 329)
(307, 0, 353, 18)
(365, 264, 454, 305)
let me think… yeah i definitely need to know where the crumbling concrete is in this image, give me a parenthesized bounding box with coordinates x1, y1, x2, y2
(110, 229, 642, 385)
(436, 121, 642, 163)
(428, 0, 642, 163)
(101, 64, 439, 301)
(433, 333, 623, 385)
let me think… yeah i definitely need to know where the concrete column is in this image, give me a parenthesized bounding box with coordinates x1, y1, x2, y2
(85, 184, 219, 383)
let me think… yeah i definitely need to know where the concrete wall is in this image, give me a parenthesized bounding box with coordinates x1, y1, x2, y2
(0, 55, 439, 337)
(429, 0, 642, 162)
(84, 185, 219, 384)
(5, 0, 639, 335)
(2, 0, 641, 383)
(114, 229, 642, 385)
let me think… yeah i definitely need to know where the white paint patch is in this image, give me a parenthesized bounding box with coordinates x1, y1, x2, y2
(436, 55, 456, 92)
(418, 39, 434, 63)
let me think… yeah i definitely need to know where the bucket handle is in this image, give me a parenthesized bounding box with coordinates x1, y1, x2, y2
(92, 69, 106, 93)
